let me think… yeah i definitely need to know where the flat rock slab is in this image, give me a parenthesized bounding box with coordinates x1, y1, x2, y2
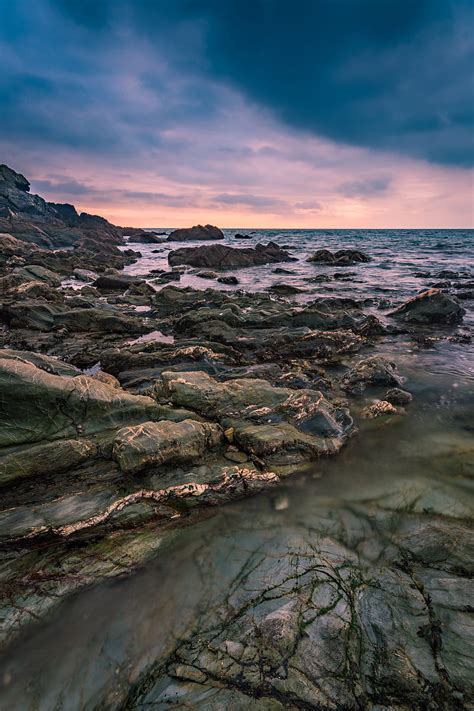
(113, 419, 223, 473)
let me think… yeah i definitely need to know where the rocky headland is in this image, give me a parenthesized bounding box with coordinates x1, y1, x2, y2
(0, 164, 472, 710)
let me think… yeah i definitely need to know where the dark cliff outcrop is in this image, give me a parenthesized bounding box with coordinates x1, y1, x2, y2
(0, 164, 123, 248)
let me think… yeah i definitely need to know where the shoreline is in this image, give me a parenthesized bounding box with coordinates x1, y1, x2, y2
(0, 165, 473, 709)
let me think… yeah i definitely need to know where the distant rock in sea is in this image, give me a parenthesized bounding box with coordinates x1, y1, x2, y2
(166, 224, 224, 241)
(307, 248, 371, 266)
(168, 241, 294, 268)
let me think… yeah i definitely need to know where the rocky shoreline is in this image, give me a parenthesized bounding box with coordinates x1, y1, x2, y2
(0, 165, 472, 709)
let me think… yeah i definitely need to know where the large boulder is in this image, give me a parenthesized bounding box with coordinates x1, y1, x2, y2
(166, 224, 224, 241)
(112, 419, 223, 473)
(0, 350, 160, 446)
(168, 242, 293, 269)
(389, 289, 465, 324)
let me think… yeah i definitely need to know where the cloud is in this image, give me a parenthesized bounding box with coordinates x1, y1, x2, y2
(1, 0, 471, 169)
(0, 0, 472, 227)
(32, 177, 95, 196)
(293, 200, 321, 211)
(121, 191, 199, 208)
(338, 176, 392, 198)
(193, 0, 474, 167)
(213, 193, 287, 209)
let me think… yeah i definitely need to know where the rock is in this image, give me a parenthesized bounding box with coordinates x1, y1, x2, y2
(128, 231, 165, 244)
(233, 421, 346, 460)
(73, 268, 99, 282)
(168, 242, 293, 269)
(152, 271, 181, 283)
(224, 447, 248, 463)
(92, 370, 121, 389)
(268, 283, 304, 295)
(12, 264, 61, 286)
(1, 301, 146, 333)
(0, 439, 97, 485)
(389, 289, 465, 324)
(155, 370, 353, 461)
(234, 233, 252, 239)
(385, 387, 413, 405)
(361, 400, 400, 418)
(196, 271, 218, 280)
(305, 274, 332, 283)
(93, 274, 143, 291)
(307, 248, 371, 266)
(0, 164, 124, 249)
(0, 350, 160, 446)
(125, 281, 155, 297)
(0, 232, 37, 258)
(217, 276, 239, 285)
(341, 356, 403, 394)
(166, 224, 224, 242)
(112, 419, 223, 473)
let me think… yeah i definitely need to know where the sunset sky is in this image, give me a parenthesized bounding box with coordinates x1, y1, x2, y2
(1, 0, 473, 228)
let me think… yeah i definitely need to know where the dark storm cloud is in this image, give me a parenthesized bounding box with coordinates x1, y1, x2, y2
(195, 0, 473, 167)
(1, 0, 472, 168)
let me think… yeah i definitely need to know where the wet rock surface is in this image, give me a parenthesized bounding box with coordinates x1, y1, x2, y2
(389, 288, 465, 324)
(0, 183, 472, 710)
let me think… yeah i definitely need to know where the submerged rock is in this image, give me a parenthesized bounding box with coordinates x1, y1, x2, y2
(389, 288, 465, 324)
(168, 242, 293, 269)
(166, 224, 224, 241)
(385, 387, 413, 405)
(196, 271, 218, 280)
(361, 399, 400, 418)
(217, 275, 239, 285)
(268, 283, 304, 295)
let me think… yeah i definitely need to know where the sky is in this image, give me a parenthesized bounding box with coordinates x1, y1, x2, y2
(1, 0, 473, 228)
